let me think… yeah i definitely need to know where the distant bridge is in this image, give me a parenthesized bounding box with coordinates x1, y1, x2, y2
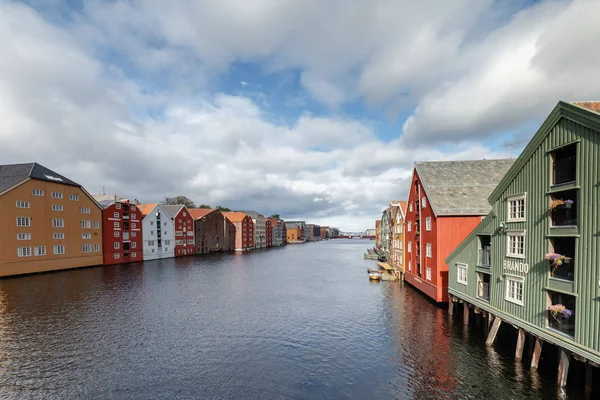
(332, 234, 375, 239)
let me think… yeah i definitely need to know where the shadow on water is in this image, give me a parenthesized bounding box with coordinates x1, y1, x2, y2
(0, 239, 593, 399)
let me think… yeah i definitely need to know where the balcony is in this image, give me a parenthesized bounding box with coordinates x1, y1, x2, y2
(548, 237, 575, 281)
(550, 189, 577, 227)
(478, 246, 491, 267)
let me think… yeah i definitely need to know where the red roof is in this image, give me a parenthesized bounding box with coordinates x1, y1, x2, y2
(188, 208, 217, 220)
(137, 203, 158, 217)
(223, 211, 250, 223)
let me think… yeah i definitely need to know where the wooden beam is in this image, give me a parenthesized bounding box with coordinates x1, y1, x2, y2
(515, 329, 525, 362)
(487, 312, 493, 332)
(448, 299, 454, 316)
(585, 363, 593, 398)
(485, 317, 502, 346)
(531, 338, 543, 370)
(557, 349, 570, 387)
(463, 303, 469, 326)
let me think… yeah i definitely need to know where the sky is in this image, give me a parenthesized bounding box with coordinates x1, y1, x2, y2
(1, 0, 600, 231)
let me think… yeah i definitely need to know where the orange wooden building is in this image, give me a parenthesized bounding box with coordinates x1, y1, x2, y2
(0, 163, 103, 277)
(404, 160, 514, 302)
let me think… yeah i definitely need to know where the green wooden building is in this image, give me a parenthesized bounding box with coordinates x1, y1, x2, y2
(446, 101, 600, 387)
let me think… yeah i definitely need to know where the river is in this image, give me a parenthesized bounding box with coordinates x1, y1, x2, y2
(0, 240, 588, 399)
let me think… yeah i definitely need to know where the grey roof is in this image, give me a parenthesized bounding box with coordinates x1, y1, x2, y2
(240, 210, 264, 219)
(0, 162, 80, 194)
(161, 204, 184, 219)
(415, 159, 515, 216)
(284, 221, 303, 228)
(92, 194, 124, 209)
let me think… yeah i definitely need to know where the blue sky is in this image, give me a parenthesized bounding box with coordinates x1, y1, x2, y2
(2, 0, 599, 230)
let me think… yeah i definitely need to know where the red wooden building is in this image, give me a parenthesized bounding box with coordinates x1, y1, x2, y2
(265, 219, 272, 248)
(223, 212, 254, 251)
(404, 160, 514, 302)
(162, 205, 195, 256)
(93, 195, 143, 265)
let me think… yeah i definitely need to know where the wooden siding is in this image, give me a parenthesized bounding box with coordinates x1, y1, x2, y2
(172, 207, 195, 257)
(447, 114, 600, 364)
(0, 179, 103, 277)
(101, 202, 143, 265)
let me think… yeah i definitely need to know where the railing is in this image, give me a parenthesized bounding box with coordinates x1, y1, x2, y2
(553, 156, 576, 185)
(478, 247, 491, 267)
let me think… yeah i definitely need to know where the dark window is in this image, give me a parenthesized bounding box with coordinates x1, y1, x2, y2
(478, 235, 491, 267)
(552, 143, 576, 185)
(550, 189, 577, 227)
(548, 237, 575, 281)
(548, 291, 576, 337)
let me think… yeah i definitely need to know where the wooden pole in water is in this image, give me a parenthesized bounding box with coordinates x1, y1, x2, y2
(463, 303, 469, 326)
(487, 312, 493, 332)
(515, 329, 525, 361)
(557, 348, 570, 387)
(530, 338, 543, 370)
(584, 363, 593, 398)
(485, 317, 502, 346)
(448, 297, 454, 316)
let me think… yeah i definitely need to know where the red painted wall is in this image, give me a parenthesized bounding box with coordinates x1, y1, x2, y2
(173, 207, 195, 257)
(102, 201, 143, 265)
(266, 220, 272, 248)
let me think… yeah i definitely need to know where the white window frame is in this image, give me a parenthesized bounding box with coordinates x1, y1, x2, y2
(505, 274, 525, 306)
(114, 231, 120, 237)
(17, 233, 31, 240)
(114, 212, 119, 218)
(131, 205, 136, 211)
(426, 267, 432, 281)
(408, 260, 412, 271)
(52, 204, 64, 211)
(148, 240, 155, 246)
(53, 245, 65, 255)
(507, 193, 526, 222)
(408, 221, 412, 232)
(16, 200, 30, 208)
(114, 242, 120, 249)
(131, 232, 136, 237)
(81, 220, 91, 229)
(456, 262, 468, 285)
(93, 221, 100, 229)
(114, 222, 119, 228)
(426, 243, 432, 258)
(422, 197, 427, 208)
(34, 246, 46, 256)
(131, 242, 137, 249)
(131, 252, 137, 258)
(114, 253, 121, 259)
(69, 194, 79, 201)
(52, 218, 64, 228)
(94, 244, 100, 252)
(81, 207, 91, 214)
(82, 244, 92, 253)
(51, 192, 63, 199)
(426, 217, 432, 231)
(408, 242, 412, 252)
(82, 233, 92, 239)
(506, 230, 526, 259)
(409, 203, 413, 212)
(116, 203, 121, 209)
(16, 216, 31, 227)
(18, 246, 32, 257)
(32, 189, 44, 196)
(53, 232, 64, 240)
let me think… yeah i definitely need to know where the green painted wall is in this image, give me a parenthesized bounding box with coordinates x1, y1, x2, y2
(447, 104, 600, 364)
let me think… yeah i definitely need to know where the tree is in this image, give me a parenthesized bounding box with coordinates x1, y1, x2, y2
(269, 214, 280, 220)
(198, 204, 212, 209)
(216, 205, 231, 212)
(161, 196, 196, 209)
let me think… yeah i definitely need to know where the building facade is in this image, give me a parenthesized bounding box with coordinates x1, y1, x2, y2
(242, 211, 266, 249)
(94, 195, 143, 265)
(286, 221, 307, 242)
(224, 212, 254, 251)
(280, 220, 287, 245)
(389, 201, 407, 276)
(138, 204, 176, 260)
(375, 220, 382, 247)
(380, 207, 392, 260)
(447, 101, 600, 368)
(321, 226, 330, 239)
(404, 159, 514, 302)
(268, 218, 283, 246)
(265, 219, 272, 248)
(162, 205, 195, 256)
(190, 209, 231, 254)
(0, 163, 103, 277)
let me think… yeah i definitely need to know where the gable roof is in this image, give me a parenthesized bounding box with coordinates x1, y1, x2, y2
(0, 162, 80, 194)
(415, 159, 515, 216)
(223, 211, 250, 223)
(489, 101, 600, 203)
(444, 212, 496, 265)
(161, 204, 185, 219)
(188, 208, 217, 220)
(137, 203, 158, 217)
(572, 101, 600, 114)
(92, 194, 126, 209)
(240, 210, 264, 219)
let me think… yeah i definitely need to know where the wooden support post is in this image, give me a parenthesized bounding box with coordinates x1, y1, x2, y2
(585, 363, 593, 398)
(487, 312, 493, 332)
(530, 338, 543, 370)
(463, 303, 469, 326)
(485, 317, 502, 346)
(557, 349, 570, 387)
(448, 298, 454, 316)
(515, 329, 525, 362)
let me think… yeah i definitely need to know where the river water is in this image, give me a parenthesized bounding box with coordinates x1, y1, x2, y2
(0, 240, 589, 399)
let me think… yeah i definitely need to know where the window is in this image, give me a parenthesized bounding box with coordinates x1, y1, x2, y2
(17, 217, 31, 227)
(178, 219, 182, 223)
(69, 194, 79, 201)
(409, 203, 413, 212)
(114, 253, 121, 259)
(114, 231, 120, 237)
(131, 223, 137, 229)
(131, 232, 136, 237)
(164, 240, 171, 245)
(408, 221, 412, 232)
(456, 263, 468, 285)
(505, 275, 524, 306)
(175, 231, 183, 236)
(81, 207, 91, 214)
(552, 143, 576, 185)
(18, 247, 32, 257)
(116, 203, 121, 209)
(93, 221, 100, 229)
(183, 212, 186, 217)
(113, 212, 119, 218)
(548, 291, 576, 337)
(131, 242, 137, 249)
(81, 220, 91, 229)
(408, 260, 412, 271)
(422, 197, 427, 208)
(175, 240, 183, 245)
(82, 244, 92, 252)
(34, 246, 46, 256)
(17, 233, 31, 240)
(478, 235, 491, 267)
(165, 248, 169, 252)
(151, 230, 154, 236)
(164, 231, 167, 236)
(426, 243, 432, 258)
(408, 242, 412, 252)
(507, 231, 525, 258)
(53, 233, 64, 239)
(507, 194, 526, 222)
(114, 222, 119, 228)
(53, 245, 65, 255)
(94, 244, 100, 252)
(147, 240, 155, 246)
(131, 213, 136, 219)
(131, 252, 137, 257)
(426, 268, 432, 281)
(477, 272, 490, 301)
(150, 221, 154, 225)
(550, 189, 578, 227)
(32, 189, 44, 196)
(131, 205, 136, 211)
(187, 239, 194, 244)
(53, 218, 64, 228)
(114, 242, 120, 249)
(426, 217, 431, 231)
(163, 222, 167, 227)
(52, 204, 64, 211)
(51, 192, 63, 199)
(82, 233, 92, 239)
(16, 200, 30, 208)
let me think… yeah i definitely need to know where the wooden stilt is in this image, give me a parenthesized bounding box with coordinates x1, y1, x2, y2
(463, 303, 469, 326)
(530, 338, 543, 370)
(557, 349, 570, 387)
(585, 363, 593, 398)
(448, 298, 454, 316)
(487, 312, 494, 332)
(515, 329, 525, 362)
(485, 317, 502, 346)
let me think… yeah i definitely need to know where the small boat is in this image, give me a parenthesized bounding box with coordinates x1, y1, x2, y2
(369, 272, 381, 280)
